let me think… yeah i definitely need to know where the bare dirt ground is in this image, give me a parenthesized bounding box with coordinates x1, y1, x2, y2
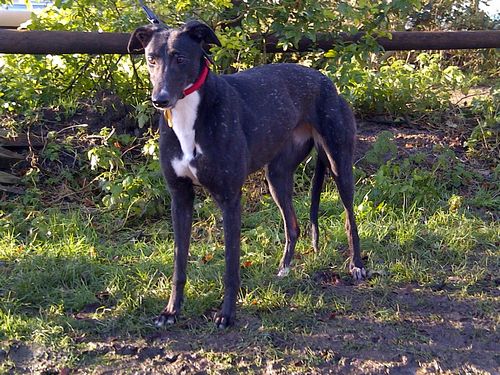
(4, 279, 498, 374)
(1, 119, 498, 374)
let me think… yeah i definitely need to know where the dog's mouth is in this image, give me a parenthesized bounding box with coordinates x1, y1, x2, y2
(152, 102, 173, 110)
(151, 93, 179, 111)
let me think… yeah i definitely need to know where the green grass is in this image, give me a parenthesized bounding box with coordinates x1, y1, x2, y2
(0, 142, 498, 373)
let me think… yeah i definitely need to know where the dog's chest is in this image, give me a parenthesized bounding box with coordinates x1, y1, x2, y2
(170, 93, 203, 184)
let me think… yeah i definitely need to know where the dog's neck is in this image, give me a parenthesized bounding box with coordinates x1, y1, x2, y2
(183, 59, 211, 97)
(163, 59, 210, 128)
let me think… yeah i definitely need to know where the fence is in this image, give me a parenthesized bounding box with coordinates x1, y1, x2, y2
(0, 29, 499, 54)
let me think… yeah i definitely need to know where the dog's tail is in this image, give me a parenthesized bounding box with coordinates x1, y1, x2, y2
(310, 155, 327, 252)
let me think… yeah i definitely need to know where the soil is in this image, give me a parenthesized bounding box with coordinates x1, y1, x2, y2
(1, 107, 498, 374)
(2, 280, 498, 374)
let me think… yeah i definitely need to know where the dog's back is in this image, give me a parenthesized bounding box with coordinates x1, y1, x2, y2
(220, 63, 338, 123)
(210, 63, 355, 173)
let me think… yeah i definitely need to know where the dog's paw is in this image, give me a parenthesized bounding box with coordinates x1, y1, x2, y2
(214, 312, 235, 329)
(277, 266, 290, 278)
(154, 312, 177, 327)
(350, 265, 367, 281)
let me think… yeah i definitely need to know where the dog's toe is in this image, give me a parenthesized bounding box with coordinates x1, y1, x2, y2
(214, 312, 234, 329)
(350, 266, 367, 281)
(154, 313, 176, 327)
(277, 266, 290, 278)
(154, 316, 166, 327)
(216, 317, 228, 329)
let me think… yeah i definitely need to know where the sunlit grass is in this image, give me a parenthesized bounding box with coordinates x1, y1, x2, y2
(0, 141, 498, 372)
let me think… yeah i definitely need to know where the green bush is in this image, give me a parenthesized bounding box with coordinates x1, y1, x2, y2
(465, 85, 500, 167)
(87, 128, 168, 220)
(365, 148, 474, 210)
(325, 52, 472, 115)
(0, 0, 496, 221)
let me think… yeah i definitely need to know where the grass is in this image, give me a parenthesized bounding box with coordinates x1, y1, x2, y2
(0, 132, 498, 373)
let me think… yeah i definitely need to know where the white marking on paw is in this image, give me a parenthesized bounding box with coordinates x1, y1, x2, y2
(154, 315, 175, 327)
(154, 316, 165, 327)
(170, 92, 201, 184)
(277, 267, 290, 277)
(351, 267, 367, 281)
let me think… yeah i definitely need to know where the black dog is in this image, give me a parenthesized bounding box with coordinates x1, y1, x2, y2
(128, 20, 366, 328)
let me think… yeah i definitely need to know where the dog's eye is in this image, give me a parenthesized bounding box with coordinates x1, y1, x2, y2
(147, 56, 156, 65)
(176, 56, 187, 64)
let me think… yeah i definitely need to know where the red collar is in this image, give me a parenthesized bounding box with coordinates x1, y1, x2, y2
(183, 59, 210, 97)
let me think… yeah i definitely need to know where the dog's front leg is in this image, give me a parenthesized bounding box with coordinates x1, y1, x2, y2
(214, 193, 242, 329)
(155, 182, 194, 326)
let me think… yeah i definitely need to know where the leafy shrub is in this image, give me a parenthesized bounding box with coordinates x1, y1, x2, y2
(0, 0, 496, 223)
(87, 128, 168, 221)
(0, 1, 490, 117)
(325, 52, 471, 115)
(0, 0, 436, 114)
(365, 147, 474, 210)
(465, 85, 499, 167)
(363, 130, 398, 167)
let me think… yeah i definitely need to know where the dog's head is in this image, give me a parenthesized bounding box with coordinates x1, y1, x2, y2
(128, 21, 221, 110)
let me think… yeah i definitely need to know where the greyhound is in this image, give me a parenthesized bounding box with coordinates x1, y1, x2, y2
(128, 20, 366, 328)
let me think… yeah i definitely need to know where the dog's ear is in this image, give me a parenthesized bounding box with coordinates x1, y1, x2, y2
(128, 25, 158, 53)
(182, 20, 221, 47)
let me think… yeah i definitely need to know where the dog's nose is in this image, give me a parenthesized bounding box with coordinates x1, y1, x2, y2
(152, 98, 170, 108)
(152, 90, 171, 108)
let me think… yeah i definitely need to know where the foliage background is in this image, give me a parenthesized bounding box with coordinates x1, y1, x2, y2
(0, 0, 497, 116)
(0, 1, 498, 372)
(0, 0, 497, 216)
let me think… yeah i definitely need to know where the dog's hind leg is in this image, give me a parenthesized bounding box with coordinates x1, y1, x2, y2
(310, 155, 326, 253)
(332, 150, 365, 280)
(317, 98, 366, 281)
(266, 140, 313, 277)
(267, 166, 298, 277)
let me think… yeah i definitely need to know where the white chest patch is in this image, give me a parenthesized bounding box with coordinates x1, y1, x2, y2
(170, 92, 203, 184)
